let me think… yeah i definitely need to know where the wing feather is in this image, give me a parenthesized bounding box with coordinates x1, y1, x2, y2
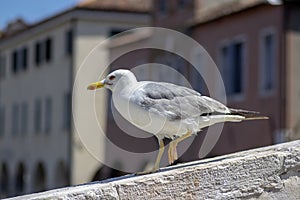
(132, 82, 230, 121)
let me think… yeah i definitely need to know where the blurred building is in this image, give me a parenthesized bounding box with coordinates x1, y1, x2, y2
(0, 0, 150, 197)
(189, 0, 300, 153)
(190, 0, 282, 156)
(105, 0, 300, 175)
(1, 0, 300, 198)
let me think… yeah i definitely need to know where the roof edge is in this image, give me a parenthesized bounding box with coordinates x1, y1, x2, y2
(189, 0, 281, 27)
(0, 6, 149, 42)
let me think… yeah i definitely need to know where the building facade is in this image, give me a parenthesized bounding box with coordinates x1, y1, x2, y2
(190, 0, 300, 154)
(0, 0, 150, 197)
(1, 0, 300, 197)
(104, 0, 300, 176)
(191, 1, 283, 156)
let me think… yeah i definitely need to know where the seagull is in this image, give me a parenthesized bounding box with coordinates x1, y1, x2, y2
(87, 69, 267, 174)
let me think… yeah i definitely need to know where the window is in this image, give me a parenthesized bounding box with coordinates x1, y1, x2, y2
(33, 163, 46, 192)
(190, 68, 203, 93)
(18, 47, 28, 71)
(158, 0, 167, 14)
(15, 163, 25, 195)
(65, 30, 73, 55)
(0, 163, 9, 197)
(21, 47, 28, 70)
(35, 42, 41, 66)
(63, 93, 71, 129)
(35, 37, 53, 66)
(178, 0, 189, 8)
(17, 49, 23, 71)
(0, 107, 5, 136)
(191, 52, 205, 93)
(260, 31, 276, 94)
(21, 102, 28, 135)
(45, 97, 52, 133)
(34, 99, 42, 133)
(0, 53, 6, 79)
(11, 104, 20, 136)
(12, 50, 18, 74)
(40, 41, 46, 63)
(11, 47, 28, 74)
(45, 38, 52, 62)
(221, 41, 245, 96)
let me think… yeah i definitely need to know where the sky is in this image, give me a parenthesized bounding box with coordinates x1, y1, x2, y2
(0, 0, 80, 30)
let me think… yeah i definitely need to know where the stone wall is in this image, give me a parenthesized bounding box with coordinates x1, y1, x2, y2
(9, 140, 300, 200)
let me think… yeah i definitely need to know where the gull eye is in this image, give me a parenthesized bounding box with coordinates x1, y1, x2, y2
(109, 75, 116, 81)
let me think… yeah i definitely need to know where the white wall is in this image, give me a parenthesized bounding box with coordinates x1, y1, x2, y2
(0, 20, 72, 195)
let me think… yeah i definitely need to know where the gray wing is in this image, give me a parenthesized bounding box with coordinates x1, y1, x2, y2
(132, 82, 230, 121)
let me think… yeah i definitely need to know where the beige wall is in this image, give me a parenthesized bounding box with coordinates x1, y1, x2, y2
(72, 19, 108, 185)
(286, 5, 300, 140)
(71, 13, 150, 184)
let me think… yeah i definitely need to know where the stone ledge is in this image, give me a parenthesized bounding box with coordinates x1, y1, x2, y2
(9, 140, 300, 200)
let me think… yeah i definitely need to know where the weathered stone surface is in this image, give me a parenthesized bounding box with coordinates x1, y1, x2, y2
(9, 140, 300, 200)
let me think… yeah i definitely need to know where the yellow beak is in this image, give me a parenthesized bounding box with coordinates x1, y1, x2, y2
(87, 80, 105, 90)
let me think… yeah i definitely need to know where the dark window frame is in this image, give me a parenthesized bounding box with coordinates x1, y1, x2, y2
(34, 99, 42, 133)
(158, 0, 168, 14)
(22, 47, 28, 70)
(12, 50, 18, 74)
(35, 42, 41, 66)
(45, 38, 52, 62)
(45, 97, 52, 133)
(11, 104, 20, 136)
(35, 37, 53, 66)
(261, 32, 276, 92)
(0, 53, 6, 78)
(65, 29, 73, 55)
(221, 40, 245, 97)
(21, 102, 28, 135)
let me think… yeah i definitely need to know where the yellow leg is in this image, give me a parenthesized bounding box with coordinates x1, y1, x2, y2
(137, 139, 164, 175)
(168, 142, 176, 165)
(168, 142, 171, 164)
(168, 132, 192, 165)
(172, 142, 178, 162)
(153, 139, 165, 171)
(174, 131, 192, 144)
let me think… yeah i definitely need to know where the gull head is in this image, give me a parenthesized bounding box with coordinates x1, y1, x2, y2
(87, 69, 137, 92)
